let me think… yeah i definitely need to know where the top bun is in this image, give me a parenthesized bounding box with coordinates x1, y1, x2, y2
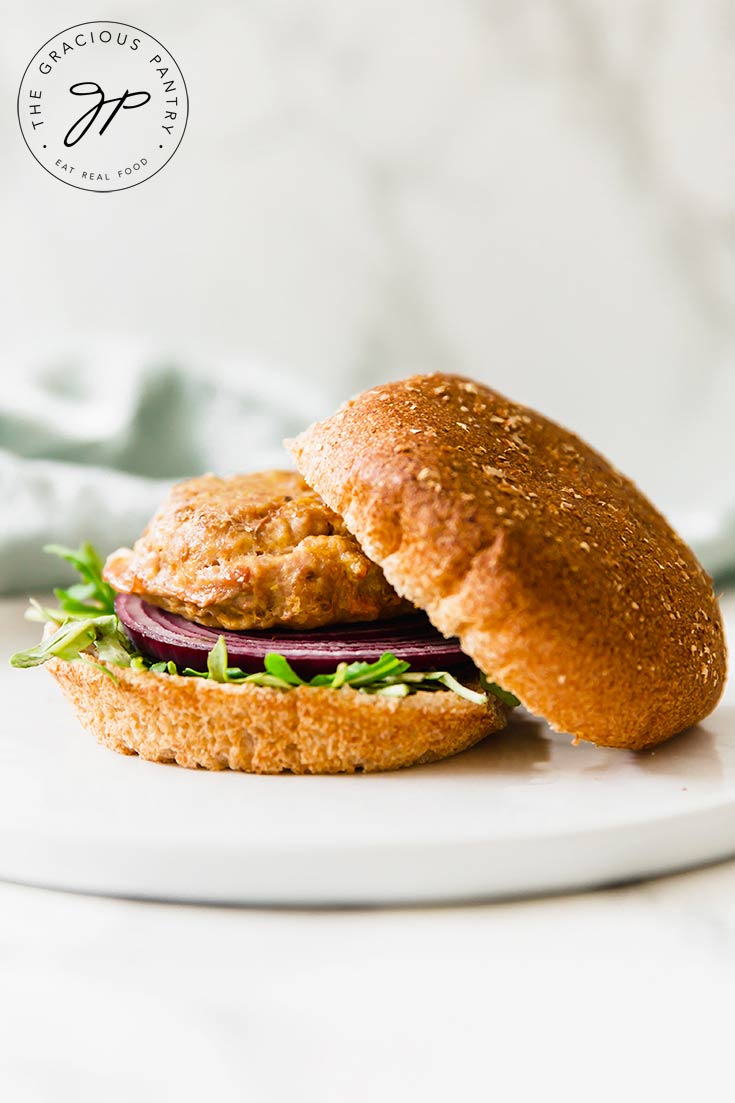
(289, 373, 726, 749)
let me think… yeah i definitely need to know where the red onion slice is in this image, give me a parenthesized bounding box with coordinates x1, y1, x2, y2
(115, 594, 468, 676)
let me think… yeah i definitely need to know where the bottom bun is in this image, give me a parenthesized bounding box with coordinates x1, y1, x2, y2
(48, 659, 508, 774)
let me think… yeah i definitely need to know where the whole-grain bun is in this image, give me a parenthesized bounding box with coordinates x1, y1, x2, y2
(48, 656, 507, 774)
(289, 373, 726, 750)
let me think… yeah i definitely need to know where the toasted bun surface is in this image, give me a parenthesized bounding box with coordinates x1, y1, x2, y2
(289, 373, 726, 749)
(48, 658, 507, 774)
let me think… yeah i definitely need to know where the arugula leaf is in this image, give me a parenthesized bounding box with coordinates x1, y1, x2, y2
(206, 636, 229, 683)
(431, 671, 488, 706)
(264, 653, 305, 686)
(480, 675, 521, 708)
(10, 614, 132, 669)
(242, 672, 296, 690)
(307, 654, 411, 688)
(346, 654, 410, 686)
(370, 683, 411, 698)
(150, 660, 178, 676)
(44, 542, 116, 616)
(93, 631, 135, 666)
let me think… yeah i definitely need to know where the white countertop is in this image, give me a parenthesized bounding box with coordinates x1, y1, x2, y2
(1, 863, 735, 1101)
(1, 595, 734, 1102)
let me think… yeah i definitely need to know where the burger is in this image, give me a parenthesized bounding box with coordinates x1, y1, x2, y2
(11, 373, 726, 772)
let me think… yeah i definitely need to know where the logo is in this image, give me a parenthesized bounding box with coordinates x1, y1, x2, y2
(17, 21, 188, 192)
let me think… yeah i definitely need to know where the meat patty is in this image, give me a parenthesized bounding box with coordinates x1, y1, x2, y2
(103, 471, 413, 630)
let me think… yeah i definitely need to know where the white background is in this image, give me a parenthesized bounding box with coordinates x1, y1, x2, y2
(1, 0, 733, 517)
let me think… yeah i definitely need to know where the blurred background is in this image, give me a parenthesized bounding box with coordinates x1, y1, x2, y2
(1, 0, 733, 585)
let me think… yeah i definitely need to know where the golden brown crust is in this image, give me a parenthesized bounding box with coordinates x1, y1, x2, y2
(47, 657, 507, 774)
(103, 471, 411, 630)
(288, 373, 727, 749)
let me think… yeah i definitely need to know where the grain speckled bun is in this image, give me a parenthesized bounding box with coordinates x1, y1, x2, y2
(48, 655, 508, 774)
(289, 372, 727, 750)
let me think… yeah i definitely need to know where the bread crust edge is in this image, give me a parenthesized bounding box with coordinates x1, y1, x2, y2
(47, 658, 508, 774)
(288, 372, 727, 750)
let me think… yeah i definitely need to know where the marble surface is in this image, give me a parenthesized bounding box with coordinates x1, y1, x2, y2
(1, 862, 735, 1101)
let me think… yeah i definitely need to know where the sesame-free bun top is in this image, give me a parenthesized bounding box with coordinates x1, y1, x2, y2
(289, 373, 726, 749)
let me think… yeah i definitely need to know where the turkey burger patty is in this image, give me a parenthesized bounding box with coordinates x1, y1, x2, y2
(103, 470, 413, 631)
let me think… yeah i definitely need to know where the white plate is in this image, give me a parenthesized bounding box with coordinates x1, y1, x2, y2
(0, 596, 733, 905)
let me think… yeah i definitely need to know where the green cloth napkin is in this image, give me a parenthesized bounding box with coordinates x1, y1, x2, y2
(0, 349, 324, 592)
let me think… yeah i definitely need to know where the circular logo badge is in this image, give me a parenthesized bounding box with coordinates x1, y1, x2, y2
(17, 21, 188, 192)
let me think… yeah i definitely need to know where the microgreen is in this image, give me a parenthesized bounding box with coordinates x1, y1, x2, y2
(479, 675, 521, 708)
(263, 653, 305, 686)
(10, 610, 136, 670)
(44, 543, 117, 617)
(206, 635, 230, 683)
